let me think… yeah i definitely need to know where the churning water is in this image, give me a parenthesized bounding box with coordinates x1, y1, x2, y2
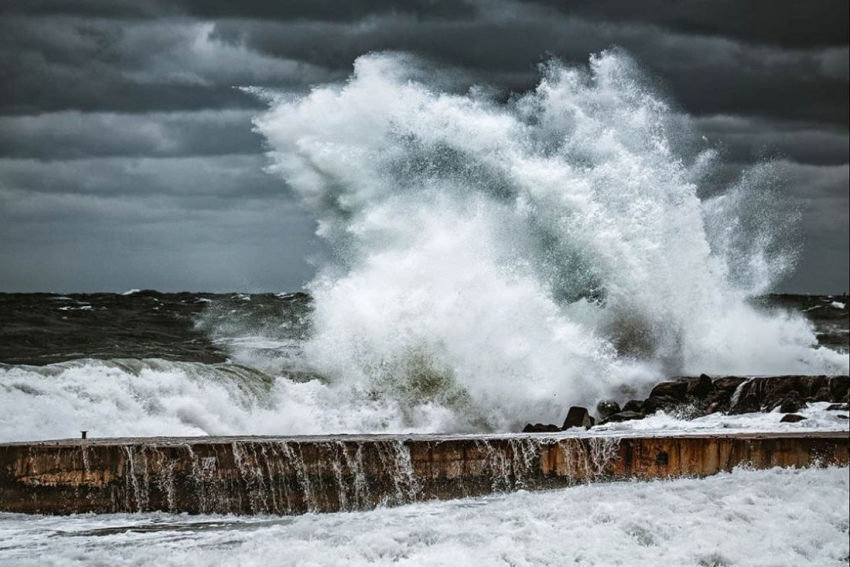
(1, 466, 847, 566)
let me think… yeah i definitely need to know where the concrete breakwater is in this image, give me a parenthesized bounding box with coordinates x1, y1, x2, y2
(1, 431, 847, 516)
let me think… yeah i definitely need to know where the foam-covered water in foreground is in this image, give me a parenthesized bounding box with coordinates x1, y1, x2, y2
(252, 50, 848, 431)
(1, 466, 847, 566)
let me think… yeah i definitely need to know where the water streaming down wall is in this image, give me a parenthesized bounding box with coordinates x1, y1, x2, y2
(1, 432, 847, 515)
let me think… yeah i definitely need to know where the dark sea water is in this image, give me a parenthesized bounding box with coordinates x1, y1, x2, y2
(0, 291, 846, 366)
(0, 291, 312, 366)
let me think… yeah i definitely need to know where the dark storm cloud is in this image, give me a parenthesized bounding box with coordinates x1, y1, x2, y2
(0, 16, 339, 115)
(780, 163, 850, 293)
(1, 0, 477, 22)
(0, 111, 264, 159)
(204, 5, 849, 126)
(0, 155, 283, 201)
(0, 0, 847, 292)
(695, 116, 850, 167)
(527, 0, 849, 48)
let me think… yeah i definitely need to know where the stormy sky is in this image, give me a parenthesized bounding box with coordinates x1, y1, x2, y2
(0, 1, 847, 293)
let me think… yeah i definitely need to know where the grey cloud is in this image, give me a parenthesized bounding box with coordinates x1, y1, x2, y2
(208, 11, 849, 126)
(3, 4, 846, 124)
(0, 197, 319, 292)
(0, 154, 319, 292)
(525, 0, 849, 48)
(0, 17, 336, 114)
(778, 162, 849, 292)
(695, 116, 850, 166)
(1, 0, 477, 22)
(0, 0, 846, 292)
(0, 155, 285, 202)
(8, 0, 845, 50)
(0, 110, 263, 159)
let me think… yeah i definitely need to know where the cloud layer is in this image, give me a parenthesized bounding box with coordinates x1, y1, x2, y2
(0, 0, 847, 292)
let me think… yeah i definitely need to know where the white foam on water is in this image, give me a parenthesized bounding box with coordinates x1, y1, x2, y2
(3, 358, 846, 442)
(0, 466, 846, 566)
(594, 401, 850, 434)
(0, 359, 455, 442)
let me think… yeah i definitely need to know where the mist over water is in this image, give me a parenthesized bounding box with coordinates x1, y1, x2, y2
(250, 50, 847, 431)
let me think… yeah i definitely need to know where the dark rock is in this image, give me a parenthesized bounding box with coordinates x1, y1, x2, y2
(729, 389, 759, 414)
(701, 380, 742, 413)
(826, 403, 850, 411)
(765, 390, 806, 413)
(829, 376, 849, 402)
(778, 396, 806, 414)
(649, 380, 688, 401)
(596, 400, 622, 422)
(712, 376, 748, 392)
(728, 379, 763, 414)
(622, 399, 644, 413)
(688, 374, 714, 398)
(812, 387, 832, 402)
(600, 410, 645, 424)
(522, 423, 561, 433)
(780, 414, 806, 423)
(788, 376, 831, 398)
(643, 395, 683, 415)
(728, 375, 847, 414)
(562, 406, 594, 430)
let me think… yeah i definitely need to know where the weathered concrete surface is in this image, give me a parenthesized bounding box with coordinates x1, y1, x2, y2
(1, 431, 847, 515)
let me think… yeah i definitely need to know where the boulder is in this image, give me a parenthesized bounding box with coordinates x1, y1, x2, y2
(829, 376, 850, 402)
(596, 400, 622, 422)
(813, 387, 832, 402)
(522, 423, 561, 433)
(562, 406, 594, 430)
(777, 395, 806, 414)
(712, 376, 748, 392)
(728, 380, 761, 414)
(771, 376, 830, 399)
(649, 380, 688, 401)
(780, 414, 806, 423)
(826, 403, 850, 411)
(729, 375, 846, 414)
(622, 399, 644, 414)
(688, 374, 714, 398)
(600, 410, 645, 424)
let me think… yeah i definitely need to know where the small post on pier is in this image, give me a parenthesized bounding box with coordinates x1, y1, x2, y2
(81, 431, 87, 440)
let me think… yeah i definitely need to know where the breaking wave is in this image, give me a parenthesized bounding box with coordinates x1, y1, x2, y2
(251, 50, 847, 431)
(0, 359, 444, 441)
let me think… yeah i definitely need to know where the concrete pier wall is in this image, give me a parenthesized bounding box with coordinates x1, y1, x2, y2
(1, 431, 847, 515)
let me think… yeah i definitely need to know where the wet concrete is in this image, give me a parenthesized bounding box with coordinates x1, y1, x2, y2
(1, 431, 847, 515)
